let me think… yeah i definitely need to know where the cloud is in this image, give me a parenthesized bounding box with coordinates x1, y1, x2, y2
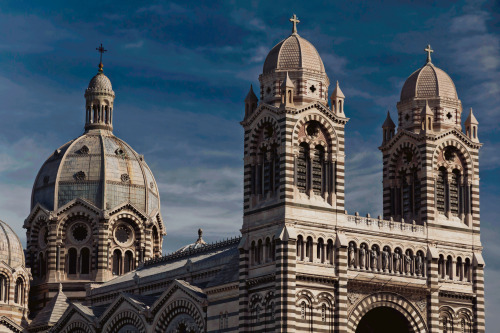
(124, 40, 144, 49)
(450, 13, 488, 33)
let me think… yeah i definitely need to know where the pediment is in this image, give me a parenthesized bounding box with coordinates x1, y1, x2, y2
(150, 280, 207, 316)
(56, 197, 101, 216)
(107, 202, 149, 222)
(24, 203, 50, 227)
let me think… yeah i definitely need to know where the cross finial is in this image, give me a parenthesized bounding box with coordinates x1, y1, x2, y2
(96, 43, 107, 72)
(290, 14, 300, 34)
(424, 44, 433, 64)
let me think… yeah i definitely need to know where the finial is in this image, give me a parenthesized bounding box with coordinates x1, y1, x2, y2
(424, 44, 433, 64)
(96, 43, 107, 73)
(59, 283, 63, 292)
(198, 228, 203, 240)
(289, 14, 300, 34)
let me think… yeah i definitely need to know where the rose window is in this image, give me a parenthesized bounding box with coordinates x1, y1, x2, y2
(69, 223, 90, 244)
(114, 223, 134, 247)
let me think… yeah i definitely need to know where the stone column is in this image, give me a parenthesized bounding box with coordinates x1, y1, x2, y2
(473, 253, 486, 333)
(275, 227, 297, 332)
(238, 238, 250, 332)
(96, 220, 110, 282)
(427, 246, 440, 333)
(335, 233, 348, 333)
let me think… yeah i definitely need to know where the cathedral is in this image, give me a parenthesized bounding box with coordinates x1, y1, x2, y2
(0, 15, 485, 333)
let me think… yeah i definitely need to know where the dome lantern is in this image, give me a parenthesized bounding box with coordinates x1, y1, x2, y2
(84, 44, 115, 132)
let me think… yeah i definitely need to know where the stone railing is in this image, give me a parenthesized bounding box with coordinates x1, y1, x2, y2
(346, 213, 426, 234)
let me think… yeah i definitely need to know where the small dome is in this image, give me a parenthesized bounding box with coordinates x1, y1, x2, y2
(175, 229, 207, 253)
(31, 131, 161, 217)
(400, 63, 458, 101)
(263, 34, 325, 74)
(0, 219, 25, 267)
(86, 73, 114, 95)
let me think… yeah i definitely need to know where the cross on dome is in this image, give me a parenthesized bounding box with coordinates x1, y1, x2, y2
(290, 14, 300, 34)
(424, 44, 433, 63)
(96, 43, 107, 72)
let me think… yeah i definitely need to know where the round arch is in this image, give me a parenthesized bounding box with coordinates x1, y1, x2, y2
(60, 321, 95, 333)
(387, 141, 422, 179)
(248, 115, 281, 155)
(102, 310, 146, 333)
(432, 139, 474, 178)
(153, 298, 205, 333)
(292, 113, 338, 155)
(347, 292, 427, 333)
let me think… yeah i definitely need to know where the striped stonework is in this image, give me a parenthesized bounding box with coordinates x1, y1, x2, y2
(473, 264, 485, 332)
(347, 292, 427, 333)
(275, 238, 296, 332)
(427, 254, 440, 332)
(238, 245, 250, 332)
(335, 244, 348, 333)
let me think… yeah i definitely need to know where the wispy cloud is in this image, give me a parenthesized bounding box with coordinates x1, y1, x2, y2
(124, 40, 144, 49)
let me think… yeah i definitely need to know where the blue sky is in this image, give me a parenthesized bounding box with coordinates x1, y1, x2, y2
(0, 0, 498, 327)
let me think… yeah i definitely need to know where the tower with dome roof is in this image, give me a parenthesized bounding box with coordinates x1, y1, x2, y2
(0, 219, 31, 331)
(24, 50, 165, 316)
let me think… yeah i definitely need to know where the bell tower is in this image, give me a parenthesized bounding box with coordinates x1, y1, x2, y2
(380, 46, 484, 332)
(239, 15, 348, 332)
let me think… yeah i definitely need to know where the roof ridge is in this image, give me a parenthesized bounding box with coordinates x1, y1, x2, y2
(144, 236, 241, 267)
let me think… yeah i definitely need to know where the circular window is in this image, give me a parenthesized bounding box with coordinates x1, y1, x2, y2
(306, 122, 320, 138)
(114, 223, 134, 247)
(38, 226, 49, 249)
(69, 222, 91, 244)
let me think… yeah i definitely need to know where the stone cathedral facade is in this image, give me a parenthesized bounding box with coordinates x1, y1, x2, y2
(0, 16, 485, 333)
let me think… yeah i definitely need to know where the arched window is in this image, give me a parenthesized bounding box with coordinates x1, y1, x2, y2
(321, 303, 327, 322)
(300, 301, 307, 320)
(251, 241, 256, 265)
(465, 258, 471, 282)
(306, 237, 313, 262)
(455, 257, 464, 281)
(450, 169, 460, 216)
(80, 248, 90, 274)
(257, 240, 263, 265)
(326, 239, 334, 265)
(113, 249, 122, 276)
(14, 278, 24, 304)
(297, 143, 309, 193)
(297, 235, 304, 260)
(68, 249, 77, 275)
(437, 167, 447, 214)
(312, 145, 325, 195)
(224, 311, 229, 329)
(317, 238, 325, 263)
(262, 147, 272, 195)
(124, 250, 134, 274)
(0, 275, 7, 302)
(446, 255, 453, 280)
(438, 255, 445, 279)
(153, 226, 160, 258)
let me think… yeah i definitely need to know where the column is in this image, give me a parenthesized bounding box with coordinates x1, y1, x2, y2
(275, 235, 297, 332)
(335, 235, 348, 333)
(238, 243, 250, 332)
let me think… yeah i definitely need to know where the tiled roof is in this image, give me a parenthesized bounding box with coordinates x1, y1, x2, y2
(30, 286, 70, 330)
(263, 34, 325, 73)
(400, 63, 458, 101)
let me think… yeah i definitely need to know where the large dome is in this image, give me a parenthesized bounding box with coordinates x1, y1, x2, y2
(0, 219, 25, 267)
(263, 34, 326, 74)
(400, 62, 458, 101)
(31, 131, 161, 216)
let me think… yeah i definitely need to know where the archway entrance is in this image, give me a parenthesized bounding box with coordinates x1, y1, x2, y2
(355, 307, 412, 333)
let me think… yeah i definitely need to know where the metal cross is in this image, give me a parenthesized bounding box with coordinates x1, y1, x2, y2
(96, 43, 107, 64)
(424, 44, 433, 63)
(290, 14, 300, 34)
